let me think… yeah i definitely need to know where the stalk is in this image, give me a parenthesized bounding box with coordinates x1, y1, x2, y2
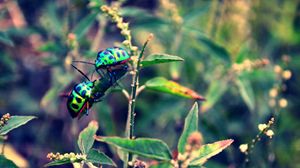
(125, 35, 152, 167)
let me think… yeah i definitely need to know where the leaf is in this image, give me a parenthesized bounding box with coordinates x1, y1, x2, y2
(236, 76, 255, 111)
(78, 121, 98, 154)
(201, 80, 228, 112)
(86, 149, 116, 167)
(178, 103, 199, 154)
(0, 155, 18, 168)
(95, 137, 172, 161)
(0, 116, 36, 135)
(44, 158, 72, 167)
(189, 139, 234, 166)
(141, 53, 184, 67)
(120, 7, 166, 28)
(182, 28, 231, 64)
(0, 32, 14, 47)
(145, 77, 205, 101)
(73, 12, 98, 39)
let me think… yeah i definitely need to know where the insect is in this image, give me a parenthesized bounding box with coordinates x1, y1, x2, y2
(73, 47, 130, 83)
(66, 65, 103, 119)
(95, 47, 130, 69)
(64, 64, 128, 119)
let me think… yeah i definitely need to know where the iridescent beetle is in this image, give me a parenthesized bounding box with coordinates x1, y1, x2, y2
(95, 47, 130, 69)
(74, 47, 130, 83)
(64, 64, 128, 119)
(66, 65, 103, 118)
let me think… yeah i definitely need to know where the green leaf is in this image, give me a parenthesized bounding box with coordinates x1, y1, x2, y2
(0, 155, 18, 168)
(145, 77, 205, 101)
(201, 80, 228, 112)
(189, 139, 234, 166)
(182, 28, 231, 64)
(0, 32, 14, 47)
(95, 137, 172, 161)
(86, 149, 116, 167)
(78, 121, 98, 154)
(73, 12, 98, 39)
(236, 76, 255, 111)
(0, 116, 36, 135)
(44, 158, 72, 167)
(178, 103, 199, 154)
(141, 53, 184, 67)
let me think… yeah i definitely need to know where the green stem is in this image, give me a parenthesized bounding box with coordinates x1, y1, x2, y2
(125, 37, 151, 167)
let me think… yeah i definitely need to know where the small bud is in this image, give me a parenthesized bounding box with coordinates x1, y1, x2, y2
(282, 70, 292, 80)
(67, 33, 76, 41)
(239, 144, 248, 153)
(265, 130, 274, 138)
(279, 98, 288, 108)
(269, 88, 278, 98)
(274, 65, 282, 74)
(187, 132, 203, 149)
(133, 160, 148, 168)
(258, 124, 267, 131)
(131, 46, 138, 52)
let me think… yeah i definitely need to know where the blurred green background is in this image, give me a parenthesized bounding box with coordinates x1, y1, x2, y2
(0, 0, 299, 167)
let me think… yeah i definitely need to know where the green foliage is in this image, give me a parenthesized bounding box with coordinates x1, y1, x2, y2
(145, 77, 205, 100)
(72, 12, 98, 39)
(189, 140, 234, 166)
(0, 116, 36, 135)
(46, 121, 115, 167)
(96, 137, 172, 161)
(141, 53, 184, 67)
(0, 32, 14, 47)
(0, 155, 18, 168)
(86, 149, 116, 166)
(45, 158, 72, 167)
(178, 103, 199, 154)
(77, 120, 98, 154)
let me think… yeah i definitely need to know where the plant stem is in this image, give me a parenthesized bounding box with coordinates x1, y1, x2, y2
(125, 36, 151, 167)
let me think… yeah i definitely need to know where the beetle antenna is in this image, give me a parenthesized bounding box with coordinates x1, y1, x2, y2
(71, 64, 90, 81)
(73, 60, 95, 66)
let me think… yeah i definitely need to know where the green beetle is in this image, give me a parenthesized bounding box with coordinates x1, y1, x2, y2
(95, 47, 130, 69)
(66, 81, 102, 118)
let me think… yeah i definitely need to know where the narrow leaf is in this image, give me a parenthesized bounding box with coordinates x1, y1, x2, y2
(44, 158, 72, 167)
(78, 120, 98, 154)
(0, 32, 14, 47)
(145, 77, 205, 101)
(95, 137, 172, 161)
(0, 116, 36, 135)
(178, 103, 199, 154)
(87, 149, 116, 167)
(189, 139, 234, 166)
(182, 28, 231, 64)
(73, 13, 98, 39)
(141, 53, 184, 67)
(201, 80, 227, 112)
(236, 76, 255, 111)
(0, 155, 18, 168)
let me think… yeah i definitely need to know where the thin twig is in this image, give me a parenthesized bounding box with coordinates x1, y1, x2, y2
(122, 89, 130, 100)
(125, 34, 152, 167)
(136, 85, 145, 97)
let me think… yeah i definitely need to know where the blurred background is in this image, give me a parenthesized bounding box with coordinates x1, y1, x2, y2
(0, 0, 299, 167)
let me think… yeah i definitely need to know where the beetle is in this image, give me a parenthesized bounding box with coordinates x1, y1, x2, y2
(64, 64, 128, 119)
(73, 47, 130, 83)
(95, 47, 130, 69)
(65, 65, 103, 118)
(66, 80, 103, 118)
